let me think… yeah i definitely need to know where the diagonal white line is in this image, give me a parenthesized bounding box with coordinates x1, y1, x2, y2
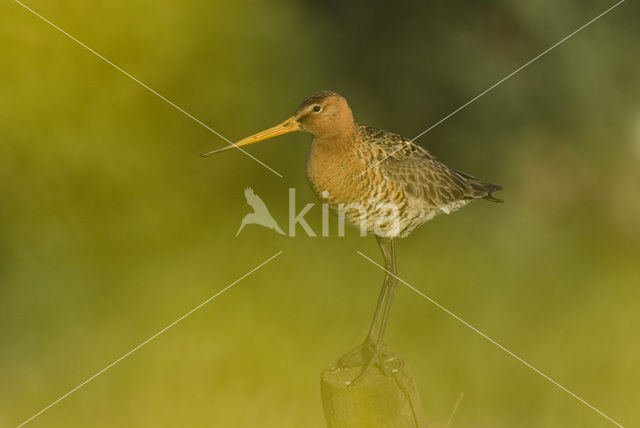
(15, 251, 283, 428)
(444, 392, 464, 428)
(358, 0, 626, 177)
(13, 0, 283, 178)
(357, 251, 624, 428)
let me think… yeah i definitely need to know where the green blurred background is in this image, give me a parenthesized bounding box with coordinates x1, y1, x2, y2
(1, 0, 639, 427)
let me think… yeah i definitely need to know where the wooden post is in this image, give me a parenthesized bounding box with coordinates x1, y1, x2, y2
(321, 349, 427, 428)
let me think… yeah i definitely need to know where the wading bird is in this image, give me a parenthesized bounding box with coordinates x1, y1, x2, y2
(202, 91, 502, 382)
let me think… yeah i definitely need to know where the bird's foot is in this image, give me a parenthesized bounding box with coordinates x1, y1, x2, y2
(336, 339, 401, 387)
(336, 337, 376, 368)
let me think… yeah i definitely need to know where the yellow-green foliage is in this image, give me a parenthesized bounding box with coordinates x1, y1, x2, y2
(1, 1, 638, 427)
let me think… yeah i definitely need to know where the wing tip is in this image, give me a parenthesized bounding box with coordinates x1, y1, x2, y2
(482, 182, 503, 203)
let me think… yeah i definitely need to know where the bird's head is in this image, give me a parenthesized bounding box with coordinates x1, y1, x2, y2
(293, 91, 354, 136)
(201, 91, 354, 157)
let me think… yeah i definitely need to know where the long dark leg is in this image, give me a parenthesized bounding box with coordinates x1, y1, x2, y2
(366, 236, 392, 342)
(376, 238, 397, 346)
(337, 236, 392, 369)
(348, 238, 397, 385)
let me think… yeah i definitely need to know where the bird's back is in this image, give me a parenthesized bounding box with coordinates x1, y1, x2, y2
(357, 124, 501, 206)
(354, 124, 501, 236)
(306, 124, 501, 237)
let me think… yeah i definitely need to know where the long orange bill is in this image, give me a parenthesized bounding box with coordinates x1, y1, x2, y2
(200, 116, 300, 157)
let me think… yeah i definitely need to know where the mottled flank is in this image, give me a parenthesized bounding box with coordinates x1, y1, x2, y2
(358, 124, 502, 205)
(303, 92, 502, 238)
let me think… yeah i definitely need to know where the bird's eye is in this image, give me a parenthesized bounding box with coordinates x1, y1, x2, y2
(312, 105, 322, 113)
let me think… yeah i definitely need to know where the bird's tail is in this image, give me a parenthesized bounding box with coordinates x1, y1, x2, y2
(453, 168, 503, 203)
(481, 182, 503, 203)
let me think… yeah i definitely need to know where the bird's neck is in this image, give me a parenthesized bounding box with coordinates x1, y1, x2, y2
(311, 123, 358, 149)
(306, 124, 365, 208)
(307, 124, 360, 182)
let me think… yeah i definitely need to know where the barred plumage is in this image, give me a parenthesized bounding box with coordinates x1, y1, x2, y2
(202, 91, 501, 238)
(305, 115, 501, 238)
(202, 91, 503, 382)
